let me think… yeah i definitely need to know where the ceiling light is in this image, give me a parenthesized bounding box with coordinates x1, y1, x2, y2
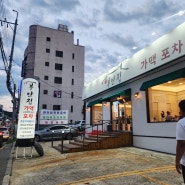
(179, 82, 183, 85)
(167, 81, 171, 83)
(151, 32, 157, 36)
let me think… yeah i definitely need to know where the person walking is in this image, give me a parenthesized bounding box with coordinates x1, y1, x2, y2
(165, 111, 173, 121)
(176, 100, 185, 183)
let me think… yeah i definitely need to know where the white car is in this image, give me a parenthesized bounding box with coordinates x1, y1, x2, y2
(68, 120, 86, 131)
(0, 127, 10, 140)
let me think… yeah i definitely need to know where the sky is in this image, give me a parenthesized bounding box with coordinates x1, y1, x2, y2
(0, 0, 185, 111)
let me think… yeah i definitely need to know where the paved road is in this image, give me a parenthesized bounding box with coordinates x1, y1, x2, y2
(9, 141, 184, 185)
(0, 142, 12, 184)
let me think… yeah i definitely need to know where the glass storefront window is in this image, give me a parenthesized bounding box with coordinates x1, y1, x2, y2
(147, 78, 185, 123)
(92, 104, 102, 124)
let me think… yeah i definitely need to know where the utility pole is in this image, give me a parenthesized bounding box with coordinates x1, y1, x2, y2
(6, 10, 18, 98)
(12, 84, 16, 131)
(0, 10, 18, 128)
(10, 10, 18, 130)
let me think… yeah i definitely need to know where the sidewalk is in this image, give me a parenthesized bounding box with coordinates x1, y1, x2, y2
(2, 142, 14, 185)
(6, 141, 184, 185)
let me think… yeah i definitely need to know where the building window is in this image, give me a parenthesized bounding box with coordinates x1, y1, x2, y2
(46, 37, 50, 41)
(71, 105, 73, 113)
(53, 105, 61, 110)
(45, 61, 49, 66)
(54, 77, 62, 84)
(55, 50, 63, 57)
(46, 48, 50, 53)
(71, 92, 74, 99)
(54, 90, 61, 98)
(43, 90, 48, 94)
(72, 66, 74, 72)
(144, 77, 185, 123)
(72, 53, 75, 59)
(44, 76, 49, 80)
(55, 63, 63, 70)
(42, 104, 47, 109)
(72, 79, 74, 85)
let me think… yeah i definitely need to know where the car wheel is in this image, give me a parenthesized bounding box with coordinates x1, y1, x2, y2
(0, 140, 3, 148)
(34, 141, 44, 156)
(66, 133, 73, 140)
(35, 135, 40, 142)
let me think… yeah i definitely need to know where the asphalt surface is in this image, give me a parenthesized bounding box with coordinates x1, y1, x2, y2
(6, 140, 184, 185)
(0, 142, 13, 185)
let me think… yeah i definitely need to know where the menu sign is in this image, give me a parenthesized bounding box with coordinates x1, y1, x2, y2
(17, 78, 39, 139)
(40, 109, 68, 125)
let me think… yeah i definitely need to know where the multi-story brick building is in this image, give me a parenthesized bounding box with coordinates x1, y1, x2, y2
(22, 24, 85, 125)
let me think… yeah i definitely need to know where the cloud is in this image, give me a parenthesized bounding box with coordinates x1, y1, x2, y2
(0, 95, 12, 111)
(105, 33, 137, 48)
(1, 0, 185, 109)
(104, 0, 171, 24)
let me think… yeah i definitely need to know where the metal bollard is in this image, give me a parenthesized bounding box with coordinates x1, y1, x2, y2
(61, 130, 64, 154)
(51, 132, 54, 147)
(97, 124, 98, 142)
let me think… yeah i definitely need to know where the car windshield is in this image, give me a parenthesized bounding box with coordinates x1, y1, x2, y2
(75, 121, 80, 124)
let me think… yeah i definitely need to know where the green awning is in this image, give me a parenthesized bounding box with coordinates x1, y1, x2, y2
(140, 68, 185, 91)
(102, 88, 131, 101)
(87, 98, 102, 107)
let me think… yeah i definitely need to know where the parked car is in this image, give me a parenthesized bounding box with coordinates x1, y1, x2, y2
(0, 131, 3, 147)
(34, 125, 78, 142)
(68, 120, 86, 131)
(0, 127, 10, 140)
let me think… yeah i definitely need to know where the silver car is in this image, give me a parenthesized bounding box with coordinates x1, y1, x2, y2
(35, 125, 78, 142)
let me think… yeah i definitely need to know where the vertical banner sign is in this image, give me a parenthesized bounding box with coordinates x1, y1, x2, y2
(17, 78, 39, 139)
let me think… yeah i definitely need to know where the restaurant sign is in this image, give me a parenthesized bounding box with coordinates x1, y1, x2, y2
(17, 78, 39, 139)
(83, 22, 185, 99)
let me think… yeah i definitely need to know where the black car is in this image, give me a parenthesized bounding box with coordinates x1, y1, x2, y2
(0, 131, 3, 148)
(35, 125, 78, 142)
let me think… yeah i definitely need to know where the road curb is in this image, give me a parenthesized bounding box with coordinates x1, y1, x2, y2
(2, 142, 15, 185)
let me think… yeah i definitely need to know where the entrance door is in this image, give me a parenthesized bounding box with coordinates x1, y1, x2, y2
(111, 97, 132, 131)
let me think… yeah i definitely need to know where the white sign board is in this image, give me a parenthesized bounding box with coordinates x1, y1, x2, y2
(40, 120, 68, 125)
(40, 109, 68, 125)
(17, 78, 39, 139)
(83, 22, 185, 99)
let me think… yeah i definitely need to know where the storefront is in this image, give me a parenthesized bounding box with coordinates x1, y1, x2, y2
(83, 22, 185, 154)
